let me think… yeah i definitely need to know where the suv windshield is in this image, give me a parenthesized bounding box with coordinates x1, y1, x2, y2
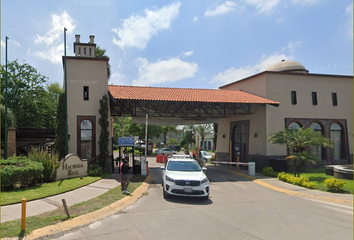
(167, 161, 201, 172)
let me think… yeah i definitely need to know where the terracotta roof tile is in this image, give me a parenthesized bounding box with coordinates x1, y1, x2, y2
(108, 85, 280, 105)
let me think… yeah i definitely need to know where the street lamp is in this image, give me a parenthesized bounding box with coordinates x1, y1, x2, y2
(4, 36, 9, 159)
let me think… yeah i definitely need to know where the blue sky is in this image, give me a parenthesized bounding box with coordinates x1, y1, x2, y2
(1, 0, 353, 89)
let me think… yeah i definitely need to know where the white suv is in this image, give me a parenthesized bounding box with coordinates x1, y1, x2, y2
(161, 158, 210, 200)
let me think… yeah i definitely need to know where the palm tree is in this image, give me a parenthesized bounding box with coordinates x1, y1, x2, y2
(195, 124, 213, 150)
(268, 127, 332, 177)
(162, 126, 177, 146)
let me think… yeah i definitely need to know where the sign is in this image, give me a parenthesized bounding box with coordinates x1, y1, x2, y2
(56, 154, 88, 181)
(118, 137, 134, 146)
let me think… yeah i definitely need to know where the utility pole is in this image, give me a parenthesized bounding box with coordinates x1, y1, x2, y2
(4, 36, 9, 159)
(64, 28, 68, 155)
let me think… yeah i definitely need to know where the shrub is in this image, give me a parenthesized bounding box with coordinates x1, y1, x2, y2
(262, 166, 275, 177)
(29, 148, 60, 182)
(88, 164, 103, 177)
(1, 156, 44, 190)
(277, 172, 315, 189)
(324, 178, 346, 192)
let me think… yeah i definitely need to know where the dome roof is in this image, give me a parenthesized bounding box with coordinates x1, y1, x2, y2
(267, 60, 309, 73)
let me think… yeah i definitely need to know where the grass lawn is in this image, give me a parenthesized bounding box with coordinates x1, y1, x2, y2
(1, 172, 111, 206)
(299, 168, 353, 194)
(1, 174, 147, 238)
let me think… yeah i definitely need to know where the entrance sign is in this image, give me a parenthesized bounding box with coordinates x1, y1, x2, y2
(118, 137, 134, 146)
(56, 154, 88, 181)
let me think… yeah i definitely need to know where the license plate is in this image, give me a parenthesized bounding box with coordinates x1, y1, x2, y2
(184, 188, 192, 193)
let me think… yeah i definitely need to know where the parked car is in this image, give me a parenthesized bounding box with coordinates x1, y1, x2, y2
(160, 158, 210, 200)
(155, 148, 176, 156)
(168, 145, 181, 152)
(200, 151, 214, 162)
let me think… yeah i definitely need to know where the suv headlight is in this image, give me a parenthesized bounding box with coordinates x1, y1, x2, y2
(165, 175, 174, 183)
(201, 177, 209, 184)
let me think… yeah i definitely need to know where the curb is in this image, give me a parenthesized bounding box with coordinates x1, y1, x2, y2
(223, 168, 353, 206)
(4, 171, 154, 240)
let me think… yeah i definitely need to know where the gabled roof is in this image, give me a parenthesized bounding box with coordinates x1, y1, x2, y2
(108, 85, 279, 105)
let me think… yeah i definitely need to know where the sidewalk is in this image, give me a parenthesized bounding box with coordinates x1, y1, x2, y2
(210, 163, 353, 207)
(1, 174, 121, 223)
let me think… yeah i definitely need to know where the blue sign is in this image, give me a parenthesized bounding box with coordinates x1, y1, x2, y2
(118, 137, 134, 146)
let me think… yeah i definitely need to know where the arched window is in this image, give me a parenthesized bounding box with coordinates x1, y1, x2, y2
(330, 123, 343, 160)
(208, 141, 211, 151)
(310, 122, 323, 159)
(233, 123, 247, 161)
(289, 122, 301, 129)
(80, 119, 93, 160)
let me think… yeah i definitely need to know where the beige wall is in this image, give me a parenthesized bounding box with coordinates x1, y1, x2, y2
(218, 72, 353, 158)
(265, 73, 353, 156)
(65, 57, 112, 159)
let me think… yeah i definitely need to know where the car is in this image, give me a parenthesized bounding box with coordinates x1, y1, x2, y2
(168, 145, 181, 152)
(200, 151, 214, 162)
(160, 158, 210, 200)
(155, 148, 177, 156)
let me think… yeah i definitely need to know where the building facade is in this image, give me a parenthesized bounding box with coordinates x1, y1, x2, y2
(216, 61, 353, 169)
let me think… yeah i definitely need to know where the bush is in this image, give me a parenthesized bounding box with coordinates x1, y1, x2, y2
(29, 148, 60, 182)
(88, 164, 103, 177)
(1, 156, 44, 190)
(262, 167, 275, 177)
(277, 172, 315, 189)
(324, 178, 346, 192)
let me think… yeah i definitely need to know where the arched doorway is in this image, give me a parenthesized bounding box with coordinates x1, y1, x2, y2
(330, 122, 344, 160)
(77, 116, 96, 162)
(232, 122, 249, 162)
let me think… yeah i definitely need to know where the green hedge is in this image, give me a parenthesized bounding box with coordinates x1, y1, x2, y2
(1, 156, 44, 190)
(277, 172, 316, 189)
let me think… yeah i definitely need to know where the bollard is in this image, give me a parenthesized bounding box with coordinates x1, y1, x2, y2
(62, 199, 70, 218)
(248, 162, 255, 176)
(21, 198, 26, 231)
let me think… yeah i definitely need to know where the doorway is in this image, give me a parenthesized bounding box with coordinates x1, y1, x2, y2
(231, 121, 249, 162)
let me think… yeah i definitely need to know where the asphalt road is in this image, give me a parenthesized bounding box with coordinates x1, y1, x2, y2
(40, 166, 353, 240)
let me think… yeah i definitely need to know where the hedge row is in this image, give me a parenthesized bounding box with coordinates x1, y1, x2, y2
(277, 172, 316, 189)
(1, 156, 44, 190)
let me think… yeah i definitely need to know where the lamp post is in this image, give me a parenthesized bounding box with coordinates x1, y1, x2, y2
(64, 28, 68, 155)
(4, 36, 9, 159)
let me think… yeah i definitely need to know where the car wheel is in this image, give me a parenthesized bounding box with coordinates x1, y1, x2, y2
(163, 189, 170, 199)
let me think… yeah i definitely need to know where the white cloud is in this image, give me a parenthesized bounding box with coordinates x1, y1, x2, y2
(183, 51, 194, 56)
(290, 0, 321, 5)
(112, 2, 181, 50)
(243, 0, 281, 15)
(344, 3, 353, 39)
(133, 57, 198, 86)
(34, 11, 76, 64)
(276, 17, 285, 23)
(211, 50, 296, 85)
(1, 41, 5, 48)
(1, 39, 21, 48)
(281, 40, 302, 52)
(110, 72, 128, 85)
(204, 1, 237, 17)
(193, 16, 199, 22)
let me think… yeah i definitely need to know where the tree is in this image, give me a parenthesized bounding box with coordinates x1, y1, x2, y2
(195, 124, 213, 149)
(1, 95, 16, 127)
(180, 125, 196, 148)
(44, 83, 63, 128)
(0, 60, 58, 128)
(268, 127, 332, 177)
(213, 123, 218, 151)
(98, 94, 110, 169)
(54, 92, 66, 160)
(162, 126, 177, 145)
(95, 46, 111, 79)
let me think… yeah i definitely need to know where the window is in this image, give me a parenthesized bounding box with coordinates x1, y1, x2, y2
(84, 48, 86, 56)
(310, 122, 323, 159)
(332, 92, 338, 106)
(312, 92, 317, 105)
(288, 121, 301, 129)
(330, 123, 343, 160)
(78, 47, 81, 55)
(89, 48, 92, 56)
(80, 120, 93, 160)
(291, 91, 297, 105)
(83, 86, 89, 101)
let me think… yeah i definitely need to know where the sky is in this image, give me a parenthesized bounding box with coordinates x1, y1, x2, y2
(1, 0, 353, 89)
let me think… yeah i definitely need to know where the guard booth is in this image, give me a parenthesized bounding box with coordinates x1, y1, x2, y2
(114, 137, 140, 175)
